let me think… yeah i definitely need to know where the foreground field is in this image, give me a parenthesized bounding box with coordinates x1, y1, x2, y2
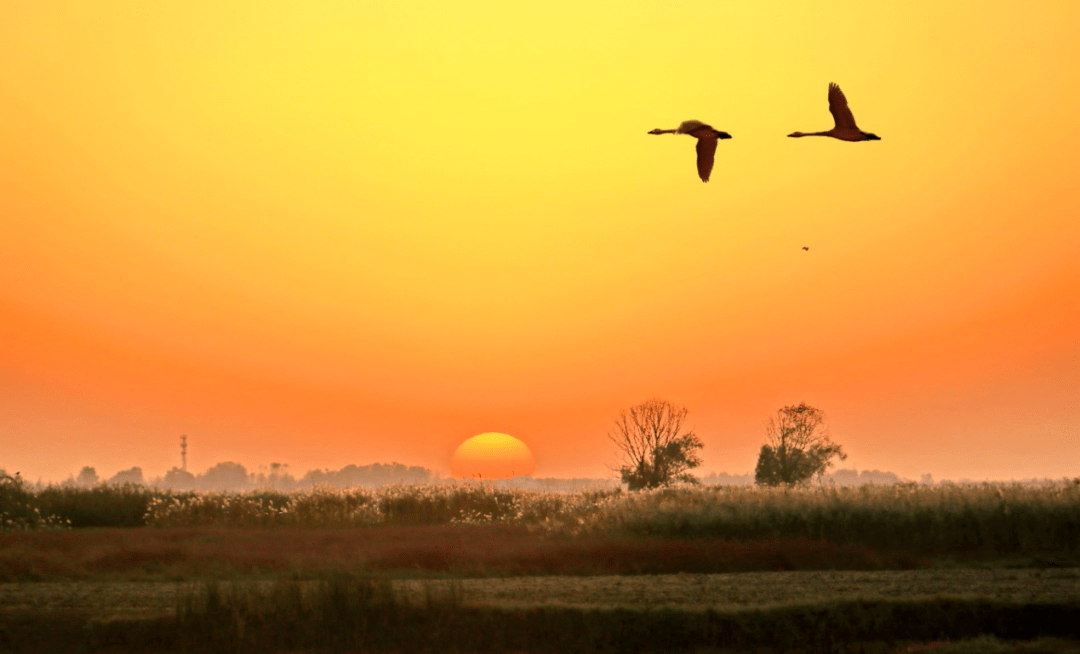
(2, 572, 1079, 653)
(0, 526, 925, 581)
(4, 480, 1079, 651)
(9, 480, 1080, 560)
(3, 569, 1079, 617)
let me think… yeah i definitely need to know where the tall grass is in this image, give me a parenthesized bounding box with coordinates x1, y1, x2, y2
(144, 483, 612, 531)
(587, 482, 1080, 554)
(34, 482, 160, 528)
(143, 481, 1080, 555)
(5, 479, 1080, 557)
(0, 472, 69, 530)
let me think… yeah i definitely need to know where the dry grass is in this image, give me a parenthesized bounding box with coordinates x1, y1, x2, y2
(5, 481, 1079, 573)
(0, 525, 911, 581)
(5, 569, 1079, 616)
(3, 575, 1078, 653)
(137, 481, 1080, 557)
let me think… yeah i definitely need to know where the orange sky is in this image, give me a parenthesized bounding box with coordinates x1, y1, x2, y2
(2, 1, 1078, 483)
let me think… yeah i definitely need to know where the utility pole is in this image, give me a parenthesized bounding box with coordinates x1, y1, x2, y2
(180, 435, 188, 472)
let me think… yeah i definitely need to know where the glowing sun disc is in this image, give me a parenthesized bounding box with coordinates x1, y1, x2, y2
(450, 432, 536, 479)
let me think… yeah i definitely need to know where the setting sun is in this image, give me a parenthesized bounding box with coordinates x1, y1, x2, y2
(450, 433, 536, 480)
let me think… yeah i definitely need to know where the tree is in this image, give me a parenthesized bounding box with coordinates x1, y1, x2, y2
(75, 466, 99, 486)
(754, 403, 846, 486)
(198, 462, 251, 491)
(610, 399, 703, 490)
(162, 467, 196, 490)
(108, 467, 144, 486)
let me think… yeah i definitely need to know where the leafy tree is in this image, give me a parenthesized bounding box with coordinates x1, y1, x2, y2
(108, 467, 144, 486)
(198, 462, 251, 491)
(754, 402, 846, 486)
(75, 466, 99, 486)
(163, 467, 196, 490)
(610, 399, 703, 491)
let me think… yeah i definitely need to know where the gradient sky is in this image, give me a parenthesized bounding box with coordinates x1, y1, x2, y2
(2, 1, 1078, 483)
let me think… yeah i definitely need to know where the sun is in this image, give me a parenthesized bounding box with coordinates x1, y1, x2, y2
(450, 433, 536, 480)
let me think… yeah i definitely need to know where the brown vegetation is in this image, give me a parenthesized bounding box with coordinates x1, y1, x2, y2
(0, 525, 911, 581)
(2, 575, 1078, 653)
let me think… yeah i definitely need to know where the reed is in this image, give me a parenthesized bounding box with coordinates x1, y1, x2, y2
(585, 482, 1080, 555)
(5, 479, 1080, 558)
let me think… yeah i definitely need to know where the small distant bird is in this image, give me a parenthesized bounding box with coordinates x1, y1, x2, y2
(802, 246, 810, 251)
(648, 120, 732, 182)
(788, 83, 880, 141)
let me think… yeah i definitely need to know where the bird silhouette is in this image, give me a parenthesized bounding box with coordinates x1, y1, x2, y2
(802, 246, 810, 251)
(648, 120, 732, 182)
(788, 83, 880, 141)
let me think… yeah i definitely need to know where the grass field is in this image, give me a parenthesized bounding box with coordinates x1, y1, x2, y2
(7, 478, 1080, 553)
(3, 478, 1079, 651)
(0, 525, 921, 581)
(1, 573, 1078, 653)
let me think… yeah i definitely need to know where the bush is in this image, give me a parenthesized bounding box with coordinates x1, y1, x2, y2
(0, 471, 69, 530)
(34, 483, 160, 528)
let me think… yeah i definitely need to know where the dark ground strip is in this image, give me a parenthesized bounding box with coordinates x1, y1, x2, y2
(2, 598, 1079, 653)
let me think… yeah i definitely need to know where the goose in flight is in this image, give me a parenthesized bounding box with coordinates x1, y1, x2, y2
(788, 83, 880, 141)
(648, 120, 732, 182)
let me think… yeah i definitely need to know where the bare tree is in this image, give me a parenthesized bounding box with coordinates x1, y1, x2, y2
(610, 399, 703, 490)
(754, 402, 846, 486)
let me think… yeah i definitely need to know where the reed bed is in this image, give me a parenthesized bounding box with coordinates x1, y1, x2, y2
(5, 478, 1080, 557)
(586, 482, 1080, 554)
(143, 484, 614, 531)
(142, 481, 1080, 555)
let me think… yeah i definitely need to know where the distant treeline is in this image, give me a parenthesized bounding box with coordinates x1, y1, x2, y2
(24, 464, 1044, 493)
(58, 464, 622, 493)
(56, 462, 441, 492)
(701, 469, 906, 487)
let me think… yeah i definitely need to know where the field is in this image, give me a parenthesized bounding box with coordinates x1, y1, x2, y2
(2, 479, 1079, 652)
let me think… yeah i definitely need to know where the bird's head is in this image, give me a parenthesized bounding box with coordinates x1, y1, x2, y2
(787, 132, 804, 138)
(714, 130, 732, 139)
(647, 128, 665, 135)
(861, 132, 881, 141)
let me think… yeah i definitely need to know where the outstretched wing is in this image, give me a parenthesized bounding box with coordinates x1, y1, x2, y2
(695, 136, 717, 182)
(828, 83, 858, 130)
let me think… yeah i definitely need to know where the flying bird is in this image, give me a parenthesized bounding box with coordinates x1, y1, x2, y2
(802, 246, 810, 251)
(648, 120, 732, 182)
(788, 83, 880, 141)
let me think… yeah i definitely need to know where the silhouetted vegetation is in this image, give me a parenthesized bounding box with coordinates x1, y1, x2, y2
(74, 466, 99, 486)
(610, 399, 703, 490)
(34, 482, 160, 528)
(589, 483, 1080, 557)
(0, 471, 68, 529)
(107, 466, 144, 485)
(702, 468, 905, 487)
(755, 403, 846, 486)
(148, 460, 440, 491)
(4, 481, 1080, 566)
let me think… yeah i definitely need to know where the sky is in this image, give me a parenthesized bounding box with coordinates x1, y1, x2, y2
(1, 1, 1078, 483)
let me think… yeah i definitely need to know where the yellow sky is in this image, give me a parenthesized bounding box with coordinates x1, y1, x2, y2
(1, 1, 1078, 482)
